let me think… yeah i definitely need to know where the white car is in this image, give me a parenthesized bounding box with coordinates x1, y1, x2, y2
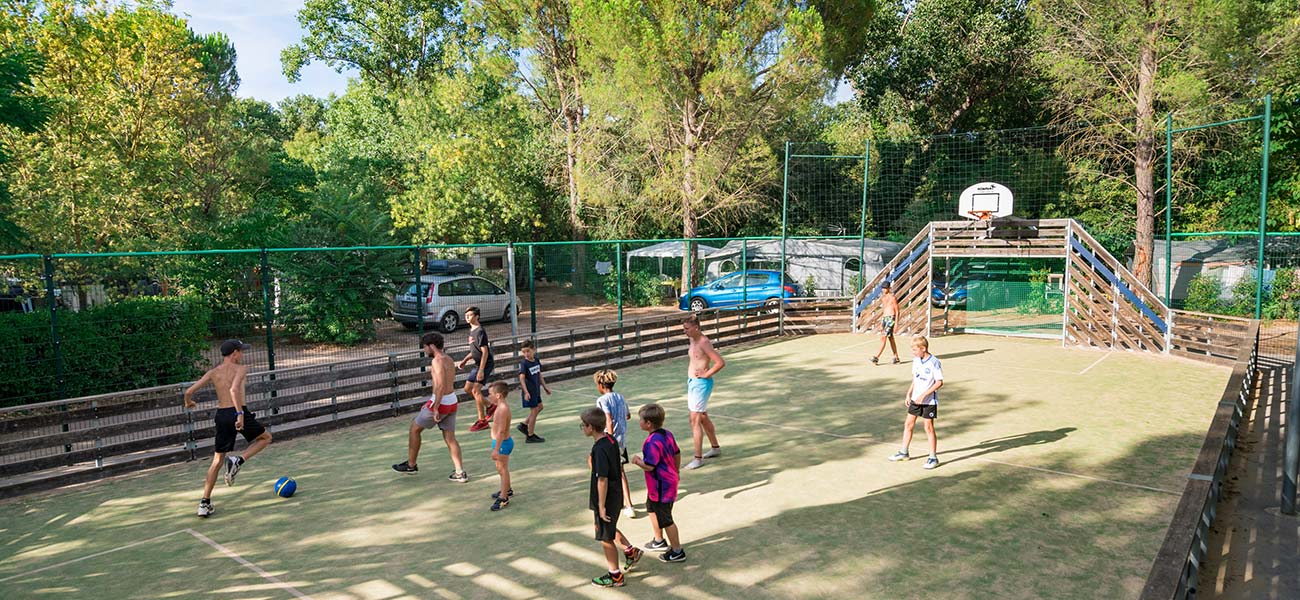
(391, 275, 518, 333)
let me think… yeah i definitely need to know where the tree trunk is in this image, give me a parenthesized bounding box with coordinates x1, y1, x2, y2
(1132, 21, 1158, 288)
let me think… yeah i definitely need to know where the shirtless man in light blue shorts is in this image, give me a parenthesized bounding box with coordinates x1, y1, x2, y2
(681, 315, 725, 470)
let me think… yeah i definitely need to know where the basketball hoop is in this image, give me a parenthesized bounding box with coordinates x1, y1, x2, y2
(958, 182, 1014, 221)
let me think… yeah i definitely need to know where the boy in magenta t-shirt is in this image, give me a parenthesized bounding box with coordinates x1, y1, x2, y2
(629, 403, 686, 563)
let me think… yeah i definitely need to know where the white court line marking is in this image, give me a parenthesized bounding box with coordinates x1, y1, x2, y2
(2, 528, 315, 599)
(1078, 352, 1111, 375)
(186, 529, 314, 599)
(552, 387, 1181, 495)
(0, 529, 189, 583)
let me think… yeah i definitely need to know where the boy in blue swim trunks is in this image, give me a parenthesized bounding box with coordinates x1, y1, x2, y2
(488, 381, 514, 510)
(682, 315, 725, 470)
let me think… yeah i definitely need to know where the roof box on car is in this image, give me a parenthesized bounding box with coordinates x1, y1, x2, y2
(426, 259, 475, 275)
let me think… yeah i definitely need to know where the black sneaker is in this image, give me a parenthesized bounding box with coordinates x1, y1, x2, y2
(892, 357, 901, 364)
(659, 549, 686, 563)
(870, 356, 879, 365)
(644, 539, 669, 552)
(392, 461, 418, 474)
(491, 489, 515, 500)
(623, 547, 643, 571)
(516, 422, 528, 435)
(491, 497, 509, 511)
(196, 500, 213, 518)
(526, 434, 545, 443)
(448, 470, 470, 483)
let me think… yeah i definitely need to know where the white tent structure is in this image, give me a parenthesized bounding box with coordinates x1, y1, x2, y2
(702, 238, 903, 296)
(625, 241, 720, 275)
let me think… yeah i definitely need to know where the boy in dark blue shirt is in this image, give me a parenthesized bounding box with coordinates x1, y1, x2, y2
(515, 340, 550, 443)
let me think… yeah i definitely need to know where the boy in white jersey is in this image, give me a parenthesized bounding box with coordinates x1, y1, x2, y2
(888, 336, 943, 469)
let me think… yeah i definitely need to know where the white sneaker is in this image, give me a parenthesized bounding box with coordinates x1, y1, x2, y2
(197, 501, 213, 518)
(702, 447, 721, 459)
(924, 456, 939, 470)
(888, 451, 910, 462)
(622, 506, 636, 519)
(684, 458, 704, 470)
(224, 456, 242, 486)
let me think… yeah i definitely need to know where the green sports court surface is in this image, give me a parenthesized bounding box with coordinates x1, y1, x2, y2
(0, 333, 1229, 599)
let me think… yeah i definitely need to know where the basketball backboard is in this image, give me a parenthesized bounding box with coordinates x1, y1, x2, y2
(959, 182, 1015, 220)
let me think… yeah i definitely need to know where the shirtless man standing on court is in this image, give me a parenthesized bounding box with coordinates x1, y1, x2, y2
(681, 315, 725, 470)
(183, 339, 273, 518)
(870, 281, 901, 365)
(393, 332, 468, 482)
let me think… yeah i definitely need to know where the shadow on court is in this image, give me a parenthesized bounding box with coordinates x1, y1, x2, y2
(940, 427, 1076, 466)
(0, 333, 1234, 600)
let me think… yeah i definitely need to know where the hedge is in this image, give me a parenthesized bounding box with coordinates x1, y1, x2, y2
(0, 296, 212, 407)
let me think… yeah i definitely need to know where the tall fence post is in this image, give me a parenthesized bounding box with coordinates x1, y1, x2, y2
(858, 141, 870, 296)
(1254, 94, 1271, 320)
(44, 254, 71, 452)
(616, 242, 623, 324)
(741, 239, 748, 331)
(260, 248, 278, 414)
(507, 242, 519, 341)
(43, 255, 64, 402)
(1164, 111, 1173, 307)
(1284, 319, 1299, 514)
(780, 141, 790, 336)
(413, 247, 424, 340)
(528, 244, 537, 334)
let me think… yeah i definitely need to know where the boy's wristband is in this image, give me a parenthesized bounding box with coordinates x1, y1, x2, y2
(236, 411, 244, 415)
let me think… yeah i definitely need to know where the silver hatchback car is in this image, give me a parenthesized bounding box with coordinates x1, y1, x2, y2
(391, 275, 519, 333)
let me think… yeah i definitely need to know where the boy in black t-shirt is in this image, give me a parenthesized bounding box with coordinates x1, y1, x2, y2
(582, 407, 643, 587)
(457, 306, 495, 432)
(515, 339, 550, 443)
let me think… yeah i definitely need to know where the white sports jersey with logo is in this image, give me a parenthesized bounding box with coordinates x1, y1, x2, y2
(910, 354, 943, 405)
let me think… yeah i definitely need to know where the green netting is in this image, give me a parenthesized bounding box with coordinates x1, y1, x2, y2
(935, 257, 1066, 339)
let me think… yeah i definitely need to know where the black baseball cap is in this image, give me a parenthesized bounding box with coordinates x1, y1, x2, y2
(220, 339, 253, 356)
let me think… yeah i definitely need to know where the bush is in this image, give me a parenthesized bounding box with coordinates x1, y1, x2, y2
(1228, 274, 1258, 317)
(1184, 274, 1223, 313)
(0, 296, 211, 406)
(1265, 268, 1300, 320)
(1016, 268, 1063, 315)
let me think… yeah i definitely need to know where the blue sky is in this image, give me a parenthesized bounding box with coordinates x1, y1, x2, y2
(172, 0, 353, 102)
(172, 1, 853, 106)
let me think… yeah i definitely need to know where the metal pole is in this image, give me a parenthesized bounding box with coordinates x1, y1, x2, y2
(1255, 94, 1271, 320)
(507, 242, 519, 340)
(1284, 319, 1299, 514)
(260, 248, 277, 412)
(741, 239, 748, 308)
(528, 244, 536, 334)
(45, 255, 70, 452)
(413, 247, 424, 339)
(858, 141, 870, 295)
(1165, 111, 1173, 307)
(616, 242, 623, 323)
(780, 141, 790, 335)
(43, 255, 64, 401)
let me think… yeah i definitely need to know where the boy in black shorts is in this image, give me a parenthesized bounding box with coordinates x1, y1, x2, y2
(183, 340, 273, 517)
(582, 407, 643, 587)
(458, 306, 495, 432)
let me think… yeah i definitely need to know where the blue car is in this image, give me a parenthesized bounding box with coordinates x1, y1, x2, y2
(931, 279, 968, 307)
(679, 270, 804, 311)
